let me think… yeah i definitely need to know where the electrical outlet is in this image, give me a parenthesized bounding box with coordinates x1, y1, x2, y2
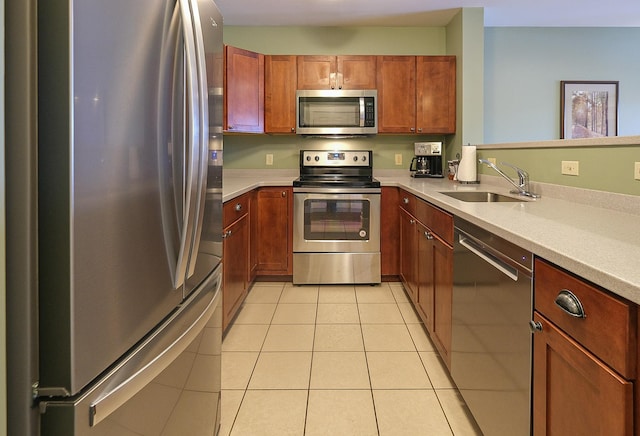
(635, 162, 640, 180)
(561, 160, 579, 176)
(395, 154, 403, 165)
(266, 154, 273, 166)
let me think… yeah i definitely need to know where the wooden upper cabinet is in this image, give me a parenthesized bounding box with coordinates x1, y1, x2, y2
(416, 56, 456, 134)
(376, 56, 417, 133)
(377, 55, 456, 134)
(265, 55, 297, 133)
(297, 55, 376, 90)
(224, 46, 264, 133)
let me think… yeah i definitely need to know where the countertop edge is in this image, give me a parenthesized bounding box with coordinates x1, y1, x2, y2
(223, 173, 640, 305)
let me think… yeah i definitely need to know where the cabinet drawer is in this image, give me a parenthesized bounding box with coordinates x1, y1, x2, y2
(398, 189, 416, 216)
(534, 258, 636, 378)
(223, 192, 250, 228)
(415, 199, 453, 246)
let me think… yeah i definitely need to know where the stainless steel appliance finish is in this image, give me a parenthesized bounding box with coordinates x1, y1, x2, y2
(293, 151, 381, 284)
(6, 0, 224, 434)
(296, 90, 377, 135)
(451, 218, 533, 436)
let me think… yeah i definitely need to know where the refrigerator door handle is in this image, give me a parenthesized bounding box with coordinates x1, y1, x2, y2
(172, 0, 202, 289)
(88, 269, 222, 427)
(185, 0, 210, 280)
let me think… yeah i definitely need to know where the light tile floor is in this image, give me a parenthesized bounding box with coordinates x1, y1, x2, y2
(221, 282, 483, 436)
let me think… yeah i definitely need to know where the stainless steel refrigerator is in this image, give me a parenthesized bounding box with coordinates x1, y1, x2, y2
(6, 0, 224, 434)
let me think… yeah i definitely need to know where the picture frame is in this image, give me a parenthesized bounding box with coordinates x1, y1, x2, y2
(560, 80, 619, 139)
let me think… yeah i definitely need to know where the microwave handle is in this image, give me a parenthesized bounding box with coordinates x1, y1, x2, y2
(359, 97, 365, 127)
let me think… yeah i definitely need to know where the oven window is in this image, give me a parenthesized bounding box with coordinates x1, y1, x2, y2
(303, 199, 370, 240)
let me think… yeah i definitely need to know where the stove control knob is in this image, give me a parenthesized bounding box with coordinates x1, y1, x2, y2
(314, 156, 320, 162)
(306, 155, 311, 161)
(353, 156, 358, 162)
(362, 155, 367, 162)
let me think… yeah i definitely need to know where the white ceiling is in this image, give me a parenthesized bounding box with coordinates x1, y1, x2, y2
(215, 0, 640, 27)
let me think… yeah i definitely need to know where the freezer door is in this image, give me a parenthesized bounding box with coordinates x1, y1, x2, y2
(36, 0, 220, 396)
(40, 267, 222, 436)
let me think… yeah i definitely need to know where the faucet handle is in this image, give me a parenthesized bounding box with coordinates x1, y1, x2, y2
(501, 162, 529, 185)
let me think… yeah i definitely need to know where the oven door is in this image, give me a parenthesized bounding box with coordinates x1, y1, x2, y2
(293, 189, 380, 253)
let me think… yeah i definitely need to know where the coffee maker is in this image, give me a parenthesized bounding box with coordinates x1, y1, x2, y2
(410, 142, 444, 178)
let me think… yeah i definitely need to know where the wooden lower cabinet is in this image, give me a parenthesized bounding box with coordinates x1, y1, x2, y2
(399, 192, 454, 368)
(399, 207, 417, 301)
(416, 221, 434, 330)
(380, 187, 399, 277)
(222, 213, 249, 330)
(533, 312, 633, 435)
(431, 235, 452, 368)
(255, 187, 292, 276)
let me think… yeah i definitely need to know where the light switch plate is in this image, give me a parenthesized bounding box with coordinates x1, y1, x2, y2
(395, 154, 403, 165)
(266, 154, 273, 165)
(635, 162, 640, 180)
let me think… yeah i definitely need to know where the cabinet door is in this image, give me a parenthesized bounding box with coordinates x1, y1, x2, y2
(297, 55, 336, 90)
(399, 207, 418, 301)
(376, 56, 416, 133)
(380, 187, 399, 277)
(256, 187, 292, 275)
(338, 55, 376, 89)
(532, 312, 633, 436)
(416, 56, 456, 134)
(265, 55, 297, 133)
(222, 214, 249, 330)
(417, 223, 435, 332)
(224, 46, 264, 133)
(432, 236, 453, 369)
(249, 190, 258, 281)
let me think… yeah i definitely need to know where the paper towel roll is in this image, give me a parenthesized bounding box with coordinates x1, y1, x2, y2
(457, 144, 477, 182)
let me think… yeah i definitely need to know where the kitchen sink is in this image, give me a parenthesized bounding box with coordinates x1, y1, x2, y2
(440, 191, 525, 202)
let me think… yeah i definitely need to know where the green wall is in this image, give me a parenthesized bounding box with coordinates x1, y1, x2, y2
(223, 134, 445, 170)
(224, 26, 446, 55)
(477, 145, 640, 196)
(482, 27, 640, 195)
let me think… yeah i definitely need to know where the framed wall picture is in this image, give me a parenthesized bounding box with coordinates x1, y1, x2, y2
(560, 81, 619, 139)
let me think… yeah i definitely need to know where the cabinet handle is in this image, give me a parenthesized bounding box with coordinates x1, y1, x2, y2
(235, 203, 242, 212)
(417, 127, 423, 133)
(409, 219, 415, 224)
(282, 191, 286, 197)
(529, 320, 543, 333)
(424, 231, 433, 240)
(291, 127, 295, 132)
(410, 127, 415, 132)
(222, 230, 232, 239)
(554, 289, 586, 318)
(228, 125, 234, 130)
(403, 197, 409, 204)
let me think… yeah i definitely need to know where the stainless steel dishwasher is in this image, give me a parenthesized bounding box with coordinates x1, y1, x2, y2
(451, 218, 533, 436)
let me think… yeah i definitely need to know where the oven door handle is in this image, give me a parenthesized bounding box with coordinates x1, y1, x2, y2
(293, 187, 381, 194)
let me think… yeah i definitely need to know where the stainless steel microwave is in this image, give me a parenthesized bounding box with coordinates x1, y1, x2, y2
(296, 89, 377, 135)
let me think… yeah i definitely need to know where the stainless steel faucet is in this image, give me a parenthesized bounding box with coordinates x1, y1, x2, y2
(478, 159, 540, 198)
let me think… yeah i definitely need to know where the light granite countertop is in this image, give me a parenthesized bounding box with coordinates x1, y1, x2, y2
(223, 169, 640, 305)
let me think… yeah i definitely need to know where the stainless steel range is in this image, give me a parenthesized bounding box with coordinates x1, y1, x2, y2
(293, 150, 381, 284)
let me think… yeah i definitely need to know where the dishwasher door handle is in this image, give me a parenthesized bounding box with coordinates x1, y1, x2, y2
(459, 234, 519, 281)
